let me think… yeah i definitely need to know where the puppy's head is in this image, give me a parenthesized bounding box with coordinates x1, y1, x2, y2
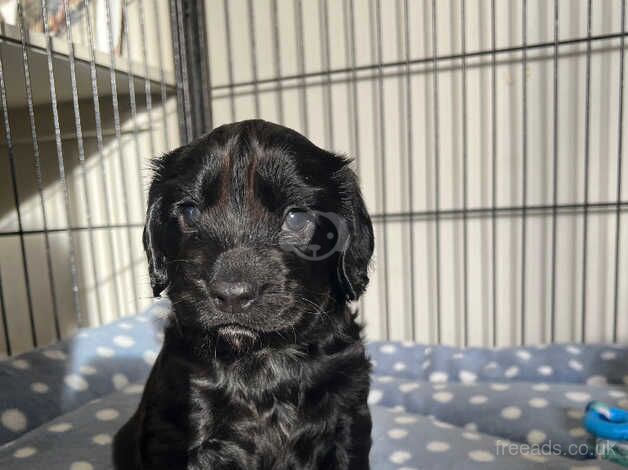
(144, 120, 373, 351)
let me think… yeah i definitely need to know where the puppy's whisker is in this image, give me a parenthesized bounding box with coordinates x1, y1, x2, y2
(293, 296, 333, 326)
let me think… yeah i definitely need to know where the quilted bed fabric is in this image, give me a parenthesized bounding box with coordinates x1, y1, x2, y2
(0, 301, 168, 445)
(367, 341, 628, 469)
(0, 300, 626, 469)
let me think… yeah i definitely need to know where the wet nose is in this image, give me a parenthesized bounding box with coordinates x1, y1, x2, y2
(209, 281, 257, 312)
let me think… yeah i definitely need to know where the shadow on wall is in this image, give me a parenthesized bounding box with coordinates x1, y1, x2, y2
(0, 92, 179, 355)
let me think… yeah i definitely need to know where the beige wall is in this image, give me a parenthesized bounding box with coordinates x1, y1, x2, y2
(206, 0, 628, 346)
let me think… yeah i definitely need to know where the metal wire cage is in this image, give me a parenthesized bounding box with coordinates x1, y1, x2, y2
(1, 0, 627, 357)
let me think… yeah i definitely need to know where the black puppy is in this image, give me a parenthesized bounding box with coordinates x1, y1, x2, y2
(113, 120, 374, 469)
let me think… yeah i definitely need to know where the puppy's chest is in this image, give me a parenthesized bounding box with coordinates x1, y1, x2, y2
(188, 372, 300, 461)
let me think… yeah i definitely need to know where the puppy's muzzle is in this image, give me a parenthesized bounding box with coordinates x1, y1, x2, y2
(210, 280, 257, 312)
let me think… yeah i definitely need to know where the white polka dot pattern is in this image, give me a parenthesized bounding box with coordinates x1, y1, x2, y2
(11, 359, 30, 370)
(432, 391, 453, 403)
(528, 397, 548, 408)
(64, 374, 89, 392)
(42, 350, 67, 361)
(567, 409, 584, 420)
(568, 359, 583, 371)
(526, 429, 546, 445)
(468, 450, 495, 462)
(521, 453, 547, 463)
(113, 335, 135, 348)
(96, 346, 115, 358)
(586, 375, 607, 387)
(92, 434, 113, 445)
(393, 362, 406, 371)
(48, 422, 72, 433)
(490, 383, 510, 392)
(13, 446, 37, 458)
(79, 365, 97, 375)
(500, 406, 522, 420)
(123, 384, 144, 395)
(395, 416, 418, 425)
(398, 382, 420, 393)
(70, 462, 94, 470)
(30, 382, 49, 394)
(387, 428, 408, 439)
(531, 383, 550, 392)
(569, 427, 587, 437)
(428, 372, 448, 383)
(609, 389, 626, 398)
(112, 373, 129, 390)
(504, 366, 519, 378)
(469, 395, 488, 405)
(1, 409, 27, 432)
(95, 409, 119, 421)
(565, 391, 591, 403)
(389, 450, 412, 463)
(537, 365, 553, 376)
(426, 441, 450, 452)
(601, 350, 617, 360)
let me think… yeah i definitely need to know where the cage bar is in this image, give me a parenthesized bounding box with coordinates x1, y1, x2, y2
(221, 0, 235, 123)
(246, 0, 260, 117)
(270, 0, 284, 125)
(60, 0, 105, 325)
(581, 0, 593, 343)
(374, 0, 390, 339)
(121, 0, 147, 216)
(613, 0, 626, 343)
(170, 0, 192, 142)
(521, 0, 528, 345)
(295, 0, 309, 136)
(136, 0, 157, 168)
(491, 0, 497, 347)
(319, 0, 333, 149)
(104, 0, 140, 314)
(210, 33, 628, 93)
(461, 0, 469, 347)
(403, 0, 416, 341)
(154, 0, 172, 150)
(16, 1, 59, 345)
(41, 0, 83, 331)
(550, 0, 560, 343)
(83, 0, 124, 317)
(431, 0, 442, 344)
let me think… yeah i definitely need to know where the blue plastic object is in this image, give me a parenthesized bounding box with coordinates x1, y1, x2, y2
(584, 401, 628, 466)
(584, 401, 628, 441)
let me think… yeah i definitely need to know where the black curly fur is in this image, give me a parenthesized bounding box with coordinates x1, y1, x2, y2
(113, 120, 374, 469)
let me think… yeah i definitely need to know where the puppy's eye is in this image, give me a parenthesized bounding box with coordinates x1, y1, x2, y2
(179, 204, 201, 226)
(283, 209, 315, 233)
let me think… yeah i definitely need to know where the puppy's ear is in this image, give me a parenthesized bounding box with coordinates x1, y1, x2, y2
(336, 166, 374, 301)
(143, 196, 168, 297)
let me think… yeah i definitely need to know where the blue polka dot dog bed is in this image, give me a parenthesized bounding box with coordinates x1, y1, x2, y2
(0, 300, 627, 469)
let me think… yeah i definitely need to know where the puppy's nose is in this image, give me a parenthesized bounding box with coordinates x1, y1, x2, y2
(210, 281, 257, 312)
